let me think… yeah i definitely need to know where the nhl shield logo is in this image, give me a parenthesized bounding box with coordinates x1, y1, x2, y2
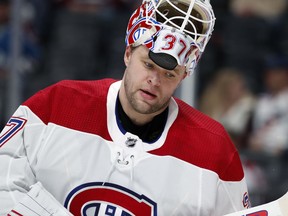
(125, 137, 138, 147)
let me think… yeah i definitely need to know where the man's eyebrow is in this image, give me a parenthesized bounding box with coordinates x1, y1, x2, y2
(172, 67, 184, 75)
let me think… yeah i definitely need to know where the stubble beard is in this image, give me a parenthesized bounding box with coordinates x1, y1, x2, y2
(124, 77, 170, 115)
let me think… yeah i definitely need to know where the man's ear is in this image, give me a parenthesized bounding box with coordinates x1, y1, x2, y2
(176, 72, 188, 89)
(124, 46, 132, 67)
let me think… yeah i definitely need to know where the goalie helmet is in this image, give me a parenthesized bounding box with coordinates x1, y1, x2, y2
(125, 0, 215, 75)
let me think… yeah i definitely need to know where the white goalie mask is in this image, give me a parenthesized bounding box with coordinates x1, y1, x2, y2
(125, 0, 215, 75)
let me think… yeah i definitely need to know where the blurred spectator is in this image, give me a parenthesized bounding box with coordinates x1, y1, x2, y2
(196, 0, 229, 96)
(0, 0, 9, 127)
(0, 0, 41, 128)
(198, 67, 255, 149)
(214, 0, 288, 94)
(248, 55, 288, 156)
(40, 0, 137, 88)
(23, 0, 137, 98)
(41, 0, 115, 84)
(229, 0, 287, 19)
(29, 0, 54, 44)
(0, 2, 41, 72)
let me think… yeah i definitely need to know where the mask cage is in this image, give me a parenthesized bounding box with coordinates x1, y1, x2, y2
(144, 0, 215, 52)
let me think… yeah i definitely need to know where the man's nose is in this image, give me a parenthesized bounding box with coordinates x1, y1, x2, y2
(147, 70, 161, 86)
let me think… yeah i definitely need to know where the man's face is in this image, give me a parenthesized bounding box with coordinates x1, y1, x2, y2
(120, 45, 186, 117)
(265, 68, 288, 94)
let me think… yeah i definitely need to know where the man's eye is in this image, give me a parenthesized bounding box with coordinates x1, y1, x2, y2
(144, 62, 153, 69)
(165, 72, 175, 78)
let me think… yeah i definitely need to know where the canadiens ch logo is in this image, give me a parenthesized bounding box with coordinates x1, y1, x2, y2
(64, 182, 157, 216)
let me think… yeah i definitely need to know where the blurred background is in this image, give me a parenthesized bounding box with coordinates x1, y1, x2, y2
(1, 0, 288, 207)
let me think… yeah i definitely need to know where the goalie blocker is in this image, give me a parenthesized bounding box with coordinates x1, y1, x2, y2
(7, 182, 72, 216)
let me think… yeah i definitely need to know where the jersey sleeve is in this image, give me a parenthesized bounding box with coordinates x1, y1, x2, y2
(0, 85, 71, 215)
(215, 151, 250, 215)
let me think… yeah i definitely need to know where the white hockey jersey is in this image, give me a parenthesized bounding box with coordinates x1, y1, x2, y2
(0, 79, 249, 216)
